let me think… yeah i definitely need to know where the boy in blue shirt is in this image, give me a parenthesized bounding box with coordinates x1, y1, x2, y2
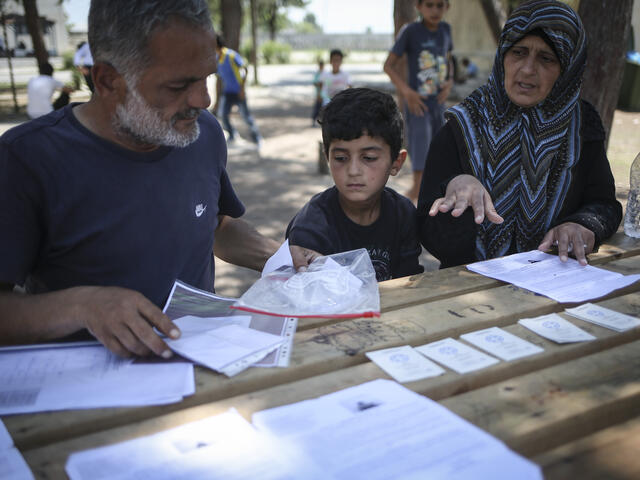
(213, 34, 262, 146)
(286, 88, 424, 282)
(384, 0, 453, 204)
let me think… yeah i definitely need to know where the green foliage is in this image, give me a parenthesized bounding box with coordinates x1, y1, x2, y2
(240, 40, 253, 63)
(61, 50, 82, 90)
(260, 40, 291, 64)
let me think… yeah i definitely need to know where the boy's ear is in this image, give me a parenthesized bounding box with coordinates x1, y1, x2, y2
(390, 149, 407, 176)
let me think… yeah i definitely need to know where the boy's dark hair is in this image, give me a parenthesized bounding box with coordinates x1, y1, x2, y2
(40, 62, 54, 76)
(329, 48, 343, 59)
(320, 87, 404, 161)
(216, 34, 226, 48)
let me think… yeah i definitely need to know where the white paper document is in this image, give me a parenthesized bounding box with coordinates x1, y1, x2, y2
(565, 303, 640, 332)
(416, 337, 500, 374)
(467, 250, 640, 303)
(164, 280, 297, 368)
(0, 346, 194, 415)
(167, 322, 284, 377)
(0, 420, 35, 480)
(365, 345, 445, 382)
(460, 327, 544, 361)
(66, 409, 326, 480)
(252, 379, 542, 480)
(262, 239, 293, 277)
(518, 313, 596, 343)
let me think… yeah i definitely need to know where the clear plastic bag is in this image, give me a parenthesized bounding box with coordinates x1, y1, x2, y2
(232, 248, 380, 318)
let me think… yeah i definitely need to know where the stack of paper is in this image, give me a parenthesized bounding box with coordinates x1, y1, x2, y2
(0, 420, 33, 480)
(66, 380, 542, 480)
(166, 317, 285, 377)
(468, 250, 640, 303)
(518, 313, 596, 343)
(164, 280, 297, 369)
(565, 303, 640, 332)
(0, 345, 194, 414)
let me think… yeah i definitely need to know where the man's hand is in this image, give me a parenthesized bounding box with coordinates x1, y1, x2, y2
(76, 286, 180, 358)
(429, 174, 504, 225)
(538, 222, 595, 266)
(289, 245, 321, 272)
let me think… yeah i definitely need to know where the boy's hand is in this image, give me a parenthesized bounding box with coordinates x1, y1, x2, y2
(437, 79, 453, 105)
(402, 87, 428, 116)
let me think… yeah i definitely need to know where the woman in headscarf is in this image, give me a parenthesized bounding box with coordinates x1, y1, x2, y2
(417, 0, 622, 268)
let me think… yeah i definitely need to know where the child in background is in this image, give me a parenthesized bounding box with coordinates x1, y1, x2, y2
(286, 88, 424, 282)
(319, 49, 352, 105)
(311, 58, 324, 126)
(384, 0, 453, 204)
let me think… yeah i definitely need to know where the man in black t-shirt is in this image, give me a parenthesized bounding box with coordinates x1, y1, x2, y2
(287, 88, 424, 281)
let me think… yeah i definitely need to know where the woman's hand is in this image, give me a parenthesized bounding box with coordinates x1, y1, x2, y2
(538, 222, 595, 266)
(429, 174, 504, 225)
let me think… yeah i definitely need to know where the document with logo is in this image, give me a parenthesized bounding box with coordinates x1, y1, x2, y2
(366, 345, 445, 382)
(518, 313, 596, 343)
(0, 420, 33, 480)
(467, 250, 640, 303)
(565, 303, 640, 332)
(416, 337, 500, 374)
(460, 327, 544, 361)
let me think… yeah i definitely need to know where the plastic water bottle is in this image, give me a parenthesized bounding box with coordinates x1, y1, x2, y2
(624, 152, 640, 237)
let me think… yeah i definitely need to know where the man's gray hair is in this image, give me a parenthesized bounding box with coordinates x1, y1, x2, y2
(88, 0, 213, 80)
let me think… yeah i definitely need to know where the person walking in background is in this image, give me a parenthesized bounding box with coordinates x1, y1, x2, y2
(384, 0, 453, 204)
(311, 58, 324, 126)
(213, 34, 262, 147)
(319, 49, 351, 106)
(73, 41, 94, 93)
(26, 62, 73, 119)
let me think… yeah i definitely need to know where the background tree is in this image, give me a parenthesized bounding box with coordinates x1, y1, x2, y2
(258, 0, 306, 41)
(578, 0, 633, 144)
(22, 0, 47, 71)
(0, 0, 18, 112)
(220, 0, 242, 50)
(393, 0, 414, 36)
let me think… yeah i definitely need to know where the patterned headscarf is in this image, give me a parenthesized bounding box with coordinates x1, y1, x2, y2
(446, 0, 586, 260)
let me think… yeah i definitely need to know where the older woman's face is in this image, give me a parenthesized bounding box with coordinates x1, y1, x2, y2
(503, 35, 561, 108)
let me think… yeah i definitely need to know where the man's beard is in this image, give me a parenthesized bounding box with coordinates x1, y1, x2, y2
(113, 85, 201, 148)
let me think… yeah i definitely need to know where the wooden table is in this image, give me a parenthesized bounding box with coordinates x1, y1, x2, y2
(5, 232, 640, 479)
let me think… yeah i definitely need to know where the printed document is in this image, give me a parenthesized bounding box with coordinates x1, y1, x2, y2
(467, 250, 640, 303)
(0, 346, 194, 414)
(460, 327, 544, 361)
(416, 337, 500, 374)
(365, 345, 445, 382)
(0, 420, 34, 480)
(518, 313, 596, 343)
(565, 303, 640, 332)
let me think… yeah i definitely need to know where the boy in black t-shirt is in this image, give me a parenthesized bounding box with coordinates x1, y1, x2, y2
(286, 88, 424, 281)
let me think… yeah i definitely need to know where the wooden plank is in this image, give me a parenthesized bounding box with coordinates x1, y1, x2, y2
(7, 256, 640, 451)
(535, 415, 640, 480)
(17, 291, 640, 478)
(440, 339, 640, 458)
(21, 324, 640, 479)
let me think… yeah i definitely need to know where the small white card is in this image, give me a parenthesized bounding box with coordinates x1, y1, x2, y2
(415, 338, 500, 374)
(366, 345, 445, 383)
(565, 303, 640, 332)
(460, 327, 544, 361)
(518, 313, 596, 343)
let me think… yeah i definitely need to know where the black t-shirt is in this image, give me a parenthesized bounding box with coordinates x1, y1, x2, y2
(286, 186, 424, 281)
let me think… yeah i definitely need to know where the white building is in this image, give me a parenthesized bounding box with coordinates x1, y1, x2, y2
(0, 0, 70, 56)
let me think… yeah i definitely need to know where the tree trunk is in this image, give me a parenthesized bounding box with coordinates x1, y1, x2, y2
(22, 0, 47, 71)
(578, 0, 633, 145)
(393, 0, 414, 36)
(267, 3, 278, 41)
(0, 5, 18, 113)
(220, 0, 242, 51)
(479, 0, 507, 43)
(250, 0, 258, 85)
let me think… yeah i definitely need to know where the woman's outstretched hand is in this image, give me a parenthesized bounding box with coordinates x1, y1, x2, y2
(538, 222, 595, 266)
(429, 174, 504, 225)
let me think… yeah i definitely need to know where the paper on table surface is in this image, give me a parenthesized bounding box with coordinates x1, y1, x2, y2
(0, 419, 12, 449)
(166, 323, 284, 377)
(164, 280, 297, 368)
(252, 379, 542, 480)
(460, 327, 544, 361)
(65, 409, 326, 480)
(518, 313, 596, 343)
(262, 239, 293, 277)
(0, 346, 194, 414)
(467, 250, 640, 303)
(0, 448, 34, 480)
(365, 345, 445, 382)
(416, 337, 500, 374)
(565, 303, 640, 332)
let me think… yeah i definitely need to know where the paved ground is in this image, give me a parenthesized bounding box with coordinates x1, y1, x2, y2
(1, 62, 638, 298)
